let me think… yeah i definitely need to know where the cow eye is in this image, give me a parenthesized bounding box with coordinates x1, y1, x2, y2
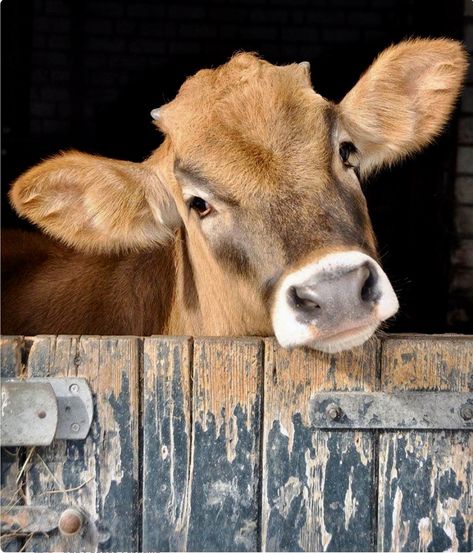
(339, 141, 357, 166)
(189, 196, 213, 218)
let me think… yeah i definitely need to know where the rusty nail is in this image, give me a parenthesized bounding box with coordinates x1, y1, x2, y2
(460, 404, 473, 421)
(69, 383, 79, 394)
(326, 403, 343, 421)
(58, 508, 83, 536)
(70, 423, 80, 433)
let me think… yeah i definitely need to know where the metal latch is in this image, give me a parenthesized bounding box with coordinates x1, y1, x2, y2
(310, 391, 473, 430)
(1, 505, 99, 551)
(1, 505, 83, 537)
(1, 378, 93, 446)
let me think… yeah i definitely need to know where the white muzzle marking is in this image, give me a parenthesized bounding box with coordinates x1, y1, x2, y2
(271, 251, 399, 353)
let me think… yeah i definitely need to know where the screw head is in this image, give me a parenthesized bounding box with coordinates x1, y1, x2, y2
(69, 383, 79, 394)
(70, 423, 80, 433)
(58, 508, 83, 536)
(326, 403, 343, 421)
(460, 404, 473, 421)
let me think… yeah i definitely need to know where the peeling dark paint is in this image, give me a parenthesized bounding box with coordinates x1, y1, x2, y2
(186, 339, 263, 552)
(142, 338, 191, 552)
(264, 415, 374, 552)
(4, 336, 141, 552)
(379, 432, 473, 552)
(1, 335, 472, 553)
(1, 337, 24, 552)
(188, 403, 260, 552)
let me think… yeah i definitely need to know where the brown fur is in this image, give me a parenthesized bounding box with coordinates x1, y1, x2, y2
(2, 39, 467, 336)
(2, 229, 175, 335)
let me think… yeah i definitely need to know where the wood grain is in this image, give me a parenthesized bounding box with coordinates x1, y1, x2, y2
(381, 335, 473, 392)
(1, 337, 24, 552)
(142, 336, 192, 552)
(142, 337, 263, 552)
(188, 337, 263, 552)
(261, 337, 379, 552)
(378, 335, 473, 552)
(2, 334, 472, 552)
(23, 335, 141, 552)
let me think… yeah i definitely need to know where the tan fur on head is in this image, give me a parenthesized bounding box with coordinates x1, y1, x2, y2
(339, 38, 468, 175)
(9, 42, 467, 256)
(10, 150, 180, 254)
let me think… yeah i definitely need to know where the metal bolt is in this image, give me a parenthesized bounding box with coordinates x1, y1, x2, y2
(69, 383, 79, 394)
(70, 423, 80, 433)
(326, 403, 343, 422)
(58, 508, 83, 536)
(460, 404, 473, 421)
(37, 410, 46, 419)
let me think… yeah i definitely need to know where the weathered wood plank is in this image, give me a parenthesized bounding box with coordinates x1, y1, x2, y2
(3, 332, 471, 552)
(381, 335, 473, 392)
(188, 337, 263, 552)
(142, 336, 192, 552)
(261, 337, 379, 552)
(23, 335, 141, 552)
(379, 431, 472, 552)
(378, 336, 473, 552)
(1, 337, 24, 552)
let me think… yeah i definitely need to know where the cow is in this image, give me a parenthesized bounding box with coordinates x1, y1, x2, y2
(1, 39, 467, 352)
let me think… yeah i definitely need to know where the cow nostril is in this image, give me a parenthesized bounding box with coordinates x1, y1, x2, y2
(288, 286, 321, 315)
(360, 265, 380, 303)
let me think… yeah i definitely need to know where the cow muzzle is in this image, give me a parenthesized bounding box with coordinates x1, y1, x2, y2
(271, 251, 399, 353)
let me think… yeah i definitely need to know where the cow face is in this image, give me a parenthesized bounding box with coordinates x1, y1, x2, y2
(155, 55, 386, 351)
(150, 39, 466, 351)
(10, 39, 467, 351)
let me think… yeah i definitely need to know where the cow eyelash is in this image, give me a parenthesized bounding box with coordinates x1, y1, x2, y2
(189, 196, 213, 218)
(339, 141, 358, 167)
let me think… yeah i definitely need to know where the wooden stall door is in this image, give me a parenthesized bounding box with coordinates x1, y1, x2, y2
(142, 335, 472, 552)
(142, 337, 263, 552)
(1, 334, 472, 552)
(1, 336, 141, 552)
(377, 337, 472, 552)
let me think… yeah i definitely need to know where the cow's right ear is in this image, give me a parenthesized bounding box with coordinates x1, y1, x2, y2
(9, 150, 181, 254)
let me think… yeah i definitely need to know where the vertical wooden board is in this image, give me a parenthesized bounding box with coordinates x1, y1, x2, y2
(1, 337, 24, 552)
(0, 336, 24, 376)
(378, 336, 473, 552)
(187, 338, 263, 552)
(142, 336, 192, 552)
(378, 432, 472, 552)
(262, 338, 379, 552)
(23, 335, 140, 552)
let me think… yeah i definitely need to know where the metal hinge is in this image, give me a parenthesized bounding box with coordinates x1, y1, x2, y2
(310, 391, 473, 430)
(1, 378, 93, 446)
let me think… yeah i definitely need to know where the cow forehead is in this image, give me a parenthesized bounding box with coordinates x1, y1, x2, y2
(158, 53, 335, 197)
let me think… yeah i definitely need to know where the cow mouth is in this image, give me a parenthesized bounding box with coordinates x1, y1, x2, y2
(307, 322, 379, 353)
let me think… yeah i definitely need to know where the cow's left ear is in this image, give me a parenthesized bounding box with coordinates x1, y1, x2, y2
(10, 150, 181, 254)
(339, 38, 468, 176)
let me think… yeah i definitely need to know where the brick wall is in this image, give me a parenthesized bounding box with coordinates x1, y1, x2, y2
(449, 0, 473, 331)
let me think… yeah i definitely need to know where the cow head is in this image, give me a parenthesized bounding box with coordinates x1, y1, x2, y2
(10, 39, 467, 351)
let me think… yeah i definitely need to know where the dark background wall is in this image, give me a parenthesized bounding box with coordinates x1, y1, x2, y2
(2, 0, 471, 333)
